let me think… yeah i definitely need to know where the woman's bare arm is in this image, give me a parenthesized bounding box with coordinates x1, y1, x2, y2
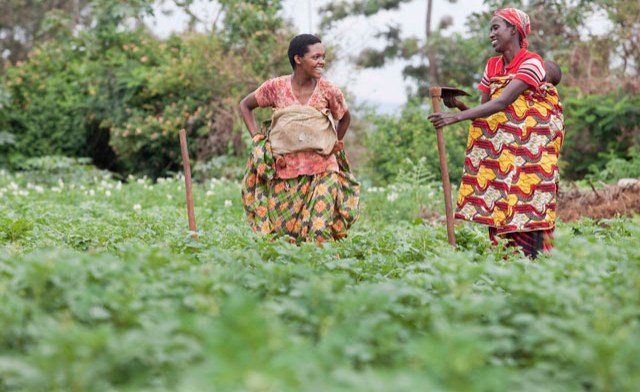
(336, 110, 351, 140)
(429, 79, 529, 128)
(239, 92, 260, 137)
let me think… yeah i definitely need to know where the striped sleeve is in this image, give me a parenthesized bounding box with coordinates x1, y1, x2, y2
(477, 61, 492, 93)
(515, 57, 545, 88)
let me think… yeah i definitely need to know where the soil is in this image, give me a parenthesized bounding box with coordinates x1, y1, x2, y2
(557, 179, 640, 222)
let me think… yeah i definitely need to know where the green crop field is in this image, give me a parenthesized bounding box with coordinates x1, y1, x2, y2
(1, 164, 639, 392)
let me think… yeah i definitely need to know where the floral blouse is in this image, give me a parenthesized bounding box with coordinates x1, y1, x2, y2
(254, 75, 348, 179)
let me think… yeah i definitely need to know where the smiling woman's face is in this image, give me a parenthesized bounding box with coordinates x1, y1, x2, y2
(296, 43, 325, 79)
(489, 16, 516, 53)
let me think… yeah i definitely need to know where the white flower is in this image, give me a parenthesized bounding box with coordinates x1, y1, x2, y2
(105, 190, 111, 197)
(224, 200, 232, 208)
(51, 187, 61, 193)
(166, 195, 173, 200)
(133, 204, 142, 211)
(88, 189, 95, 196)
(206, 190, 214, 197)
(386, 192, 399, 202)
(58, 179, 64, 189)
(34, 185, 44, 193)
(9, 182, 18, 190)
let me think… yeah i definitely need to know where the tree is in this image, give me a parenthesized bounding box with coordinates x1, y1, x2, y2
(0, 0, 90, 72)
(472, 0, 639, 95)
(319, 0, 467, 97)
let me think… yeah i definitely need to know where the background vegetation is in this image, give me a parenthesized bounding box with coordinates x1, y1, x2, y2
(1, 0, 638, 183)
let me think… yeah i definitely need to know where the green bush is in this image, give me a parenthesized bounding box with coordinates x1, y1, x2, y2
(586, 146, 640, 182)
(562, 92, 640, 179)
(0, 0, 293, 178)
(363, 99, 468, 185)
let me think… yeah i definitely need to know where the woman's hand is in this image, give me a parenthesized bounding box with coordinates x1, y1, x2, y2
(428, 112, 461, 128)
(252, 134, 265, 143)
(330, 140, 344, 155)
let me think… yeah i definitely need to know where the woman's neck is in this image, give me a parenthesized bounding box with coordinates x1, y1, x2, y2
(291, 70, 316, 86)
(502, 42, 522, 64)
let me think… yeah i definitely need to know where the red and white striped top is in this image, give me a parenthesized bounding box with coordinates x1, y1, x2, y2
(477, 48, 545, 93)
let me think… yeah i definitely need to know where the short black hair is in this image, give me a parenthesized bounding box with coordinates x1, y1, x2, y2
(544, 60, 562, 86)
(288, 34, 322, 69)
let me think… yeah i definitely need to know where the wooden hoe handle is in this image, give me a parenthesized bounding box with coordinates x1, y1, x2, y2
(429, 87, 457, 247)
(179, 129, 198, 240)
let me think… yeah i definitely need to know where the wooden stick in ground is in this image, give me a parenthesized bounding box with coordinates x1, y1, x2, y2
(429, 86, 457, 247)
(179, 128, 198, 240)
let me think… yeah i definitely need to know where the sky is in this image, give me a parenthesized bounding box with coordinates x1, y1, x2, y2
(280, 0, 485, 112)
(145, 0, 486, 112)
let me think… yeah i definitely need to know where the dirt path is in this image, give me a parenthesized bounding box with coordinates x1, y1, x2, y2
(558, 179, 640, 222)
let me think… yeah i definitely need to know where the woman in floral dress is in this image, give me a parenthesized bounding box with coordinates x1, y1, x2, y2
(239, 34, 359, 243)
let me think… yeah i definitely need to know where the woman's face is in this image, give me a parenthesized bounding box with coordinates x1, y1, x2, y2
(489, 16, 516, 53)
(296, 43, 325, 79)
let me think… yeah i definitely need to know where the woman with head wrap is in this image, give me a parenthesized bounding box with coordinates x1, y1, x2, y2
(429, 8, 564, 258)
(239, 34, 359, 243)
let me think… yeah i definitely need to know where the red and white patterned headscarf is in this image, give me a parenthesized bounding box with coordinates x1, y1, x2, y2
(494, 8, 531, 49)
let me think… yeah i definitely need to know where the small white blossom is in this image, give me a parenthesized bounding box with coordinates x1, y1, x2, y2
(34, 185, 44, 193)
(58, 179, 65, 189)
(51, 187, 61, 193)
(105, 190, 111, 197)
(166, 194, 173, 200)
(88, 189, 95, 196)
(224, 200, 232, 208)
(9, 182, 18, 190)
(386, 192, 399, 202)
(133, 204, 142, 211)
(206, 190, 214, 197)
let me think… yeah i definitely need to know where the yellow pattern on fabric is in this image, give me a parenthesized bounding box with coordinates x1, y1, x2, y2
(486, 112, 508, 132)
(497, 150, 515, 173)
(455, 75, 564, 234)
(514, 172, 542, 195)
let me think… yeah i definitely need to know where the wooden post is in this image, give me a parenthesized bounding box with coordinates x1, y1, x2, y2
(429, 87, 456, 247)
(179, 129, 197, 240)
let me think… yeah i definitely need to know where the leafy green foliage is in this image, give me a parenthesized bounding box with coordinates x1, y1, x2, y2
(2, 162, 638, 391)
(563, 92, 640, 179)
(362, 99, 468, 185)
(586, 146, 640, 182)
(0, 0, 293, 178)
